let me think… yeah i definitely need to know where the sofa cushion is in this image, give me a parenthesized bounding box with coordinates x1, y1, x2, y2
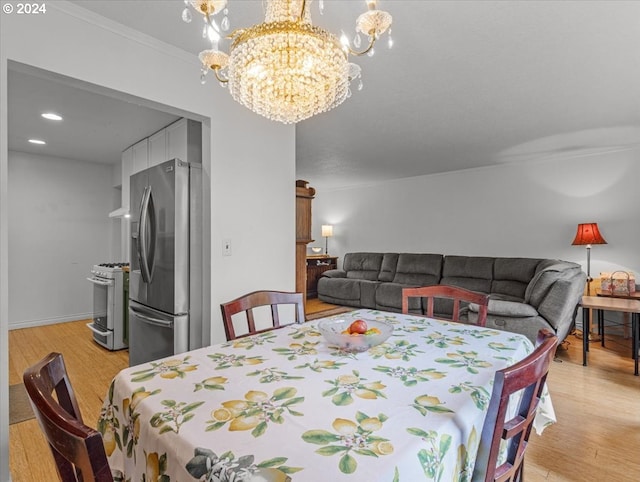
(524, 262, 578, 306)
(491, 258, 542, 299)
(359, 280, 380, 308)
(378, 253, 399, 282)
(392, 253, 443, 285)
(469, 299, 538, 318)
(317, 277, 361, 301)
(525, 270, 562, 307)
(343, 252, 384, 281)
(441, 256, 493, 293)
(376, 282, 425, 311)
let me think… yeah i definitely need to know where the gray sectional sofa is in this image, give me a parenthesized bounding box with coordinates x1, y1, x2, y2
(317, 252, 586, 343)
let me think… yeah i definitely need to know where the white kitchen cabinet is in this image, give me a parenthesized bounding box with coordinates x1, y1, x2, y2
(112, 160, 122, 188)
(149, 129, 167, 168)
(121, 147, 133, 211)
(166, 118, 188, 161)
(131, 138, 149, 174)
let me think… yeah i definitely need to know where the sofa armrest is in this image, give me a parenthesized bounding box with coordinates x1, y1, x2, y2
(321, 269, 347, 279)
(537, 278, 583, 335)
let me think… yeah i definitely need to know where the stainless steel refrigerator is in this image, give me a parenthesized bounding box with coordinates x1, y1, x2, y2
(128, 156, 204, 366)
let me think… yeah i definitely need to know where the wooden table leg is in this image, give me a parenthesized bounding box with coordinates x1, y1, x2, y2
(633, 313, 639, 376)
(623, 312, 630, 339)
(583, 307, 589, 366)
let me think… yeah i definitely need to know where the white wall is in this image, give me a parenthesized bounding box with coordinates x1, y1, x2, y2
(7, 151, 115, 328)
(0, 3, 296, 479)
(312, 148, 640, 278)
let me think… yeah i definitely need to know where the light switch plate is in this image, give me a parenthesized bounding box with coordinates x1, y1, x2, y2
(223, 238, 232, 256)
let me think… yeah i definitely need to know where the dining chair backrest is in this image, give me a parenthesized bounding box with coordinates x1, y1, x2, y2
(23, 352, 113, 482)
(473, 329, 558, 482)
(401, 285, 489, 326)
(220, 290, 305, 340)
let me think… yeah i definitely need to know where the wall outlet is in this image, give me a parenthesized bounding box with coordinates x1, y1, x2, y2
(223, 238, 232, 256)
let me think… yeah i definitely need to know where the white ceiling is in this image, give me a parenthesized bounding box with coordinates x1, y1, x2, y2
(9, 1, 640, 189)
(8, 64, 181, 164)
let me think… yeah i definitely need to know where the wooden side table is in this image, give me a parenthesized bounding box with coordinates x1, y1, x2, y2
(306, 256, 338, 298)
(595, 289, 640, 338)
(581, 295, 640, 375)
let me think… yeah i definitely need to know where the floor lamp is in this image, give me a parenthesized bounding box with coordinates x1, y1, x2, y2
(572, 222, 607, 339)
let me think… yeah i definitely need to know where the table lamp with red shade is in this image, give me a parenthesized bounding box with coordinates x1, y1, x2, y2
(571, 222, 607, 295)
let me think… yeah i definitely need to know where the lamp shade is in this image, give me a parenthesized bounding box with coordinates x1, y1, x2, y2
(321, 225, 334, 237)
(571, 223, 607, 246)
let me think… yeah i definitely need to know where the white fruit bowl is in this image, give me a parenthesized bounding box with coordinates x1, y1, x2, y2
(317, 318, 393, 353)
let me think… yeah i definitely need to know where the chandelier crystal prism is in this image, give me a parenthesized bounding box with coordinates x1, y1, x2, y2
(182, 0, 393, 124)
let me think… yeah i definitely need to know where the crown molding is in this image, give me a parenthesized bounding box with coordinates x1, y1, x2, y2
(50, 1, 199, 67)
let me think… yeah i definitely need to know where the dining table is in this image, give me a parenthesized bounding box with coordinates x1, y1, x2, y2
(98, 309, 556, 482)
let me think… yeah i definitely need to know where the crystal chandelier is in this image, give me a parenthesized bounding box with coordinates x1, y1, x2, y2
(181, 0, 393, 124)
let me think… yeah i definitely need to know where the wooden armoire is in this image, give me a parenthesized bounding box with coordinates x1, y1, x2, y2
(296, 180, 315, 305)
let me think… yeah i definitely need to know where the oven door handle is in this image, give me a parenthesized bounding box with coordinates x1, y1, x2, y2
(132, 310, 173, 329)
(86, 277, 114, 286)
(86, 322, 110, 336)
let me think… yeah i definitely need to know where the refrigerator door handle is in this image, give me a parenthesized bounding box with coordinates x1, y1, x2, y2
(131, 308, 174, 329)
(138, 186, 156, 283)
(135, 186, 149, 281)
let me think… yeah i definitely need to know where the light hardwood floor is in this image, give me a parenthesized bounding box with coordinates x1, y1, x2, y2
(8, 313, 640, 481)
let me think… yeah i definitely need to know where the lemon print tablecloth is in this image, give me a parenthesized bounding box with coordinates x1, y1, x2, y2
(99, 309, 555, 482)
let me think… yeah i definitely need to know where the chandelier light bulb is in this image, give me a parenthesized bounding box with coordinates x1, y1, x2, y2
(182, 7, 192, 23)
(207, 24, 220, 43)
(340, 32, 350, 49)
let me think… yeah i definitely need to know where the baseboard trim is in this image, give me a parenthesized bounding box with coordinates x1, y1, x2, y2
(8, 313, 92, 330)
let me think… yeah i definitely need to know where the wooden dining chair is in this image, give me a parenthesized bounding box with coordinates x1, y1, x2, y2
(23, 352, 113, 482)
(473, 329, 558, 482)
(401, 285, 489, 326)
(220, 290, 305, 340)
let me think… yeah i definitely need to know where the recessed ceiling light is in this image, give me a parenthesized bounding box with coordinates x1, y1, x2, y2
(28, 139, 46, 145)
(42, 112, 63, 121)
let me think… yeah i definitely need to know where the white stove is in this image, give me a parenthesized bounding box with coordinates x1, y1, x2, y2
(87, 263, 129, 350)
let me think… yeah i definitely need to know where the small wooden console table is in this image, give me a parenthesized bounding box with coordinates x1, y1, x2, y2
(306, 256, 338, 298)
(581, 295, 640, 375)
